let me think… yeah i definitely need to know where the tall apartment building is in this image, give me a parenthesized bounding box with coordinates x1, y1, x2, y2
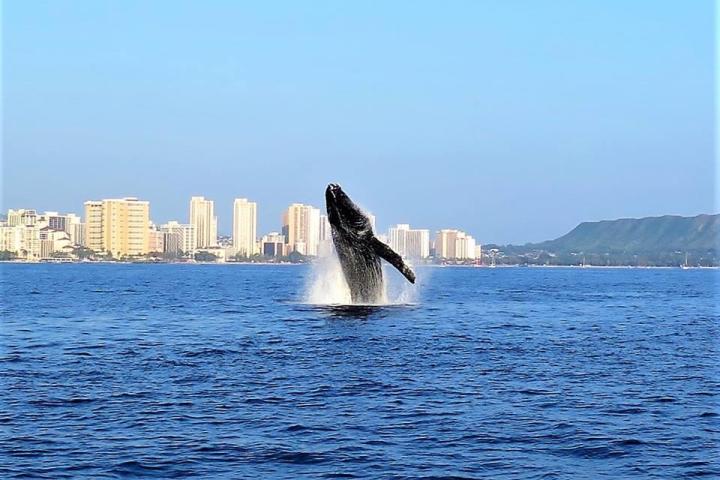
(189, 196, 217, 248)
(0, 222, 41, 259)
(388, 224, 430, 259)
(232, 198, 258, 257)
(7, 209, 38, 227)
(319, 215, 331, 242)
(282, 203, 320, 256)
(84, 197, 150, 257)
(434, 229, 477, 260)
(160, 221, 196, 254)
(84, 201, 104, 252)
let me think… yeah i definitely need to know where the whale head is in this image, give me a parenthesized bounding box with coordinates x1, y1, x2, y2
(325, 183, 372, 237)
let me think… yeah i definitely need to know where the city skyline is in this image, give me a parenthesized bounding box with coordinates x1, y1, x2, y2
(4, 2, 714, 245)
(1, 194, 483, 261)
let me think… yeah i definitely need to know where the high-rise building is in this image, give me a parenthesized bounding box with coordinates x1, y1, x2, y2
(7, 209, 38, 227)
(0, 221, 40, 259)
(148, 225, 165, 253)
(84, 201, 104, 252)
(34, 211, 86, 246)
(37, 211, 67, 231)
(189, 196, 217, 248)
(318, 214, 334, 256)
(435, 229, 477, 260)
(389, 224, 430, 259)
(232, 198, 257, 257)
(65, 214, 86, 246)
(282, 203, 320, 256)
(84, 197, 150, 257)
(160, 221, 196, 255)
(319, 215, 331, 242)
(261, 232, 285, 257)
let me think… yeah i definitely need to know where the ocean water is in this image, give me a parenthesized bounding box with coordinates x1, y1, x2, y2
(1, 264, 718, 479)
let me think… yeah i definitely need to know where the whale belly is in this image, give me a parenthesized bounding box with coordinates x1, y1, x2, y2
(333, 239, 384, 304)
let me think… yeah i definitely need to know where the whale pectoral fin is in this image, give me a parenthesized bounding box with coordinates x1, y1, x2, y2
(370, 237, 416, 284)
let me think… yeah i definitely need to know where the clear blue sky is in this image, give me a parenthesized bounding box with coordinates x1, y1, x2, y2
(3, 1, 715, 244)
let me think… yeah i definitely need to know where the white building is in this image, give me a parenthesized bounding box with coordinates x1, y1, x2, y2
(319, 215, 331, 241)
(0, 224, 40, 259)
(283, 203, 321, 256)
(7, 209, 38, 227)
(435, 229, 478, 260)
(261, 232, 285, 257)
(388, 224, 430, 259)
(160, 221, 196, 255)
(232, 198, 258, 257)
(189, 196, 217, 249)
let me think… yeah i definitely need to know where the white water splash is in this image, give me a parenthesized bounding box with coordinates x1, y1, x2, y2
(306, 252, 353, 305)
(305, 249, 420, 306)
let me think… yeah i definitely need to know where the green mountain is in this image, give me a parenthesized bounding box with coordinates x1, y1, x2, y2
(492, 214, 719, 266)
(535, 214, 719, 254)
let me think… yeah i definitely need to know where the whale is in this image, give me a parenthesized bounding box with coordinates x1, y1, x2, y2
(325, 183, 415, 304)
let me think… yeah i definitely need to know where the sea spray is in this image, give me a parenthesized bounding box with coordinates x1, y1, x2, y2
(306, 249, 422, 306)
(306, 251, 353, 305)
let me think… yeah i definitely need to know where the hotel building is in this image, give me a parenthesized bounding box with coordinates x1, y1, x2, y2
(232, 198, 258, 257)
(434, 229, 478, 260)
(282, 203, 320, 256)
(189, 196, 217, 249)
(388, 224, 430, 259)
(84, 197, 150, 257)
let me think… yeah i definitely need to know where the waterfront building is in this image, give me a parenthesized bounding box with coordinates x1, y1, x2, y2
(388, 224, 430, 259)
(65, 214, 86, 246)
(435, 229, 477, 260)
(84, 201, 104, 252)
(261, 232, 285, 257)
(7, 209, 38, 227)
(148, 225, 165, 253)
(160, 221, 196, 255)
(232, 198, 258, 257)
(35, 212, 86, 246)
(39, 227, 73, 259)
(282, 204, 320, 256)
(189, 196, 217, 248)
(0, 223, 41, 259)
(319, 215, 331, 242)
(84, 197, 150, 257)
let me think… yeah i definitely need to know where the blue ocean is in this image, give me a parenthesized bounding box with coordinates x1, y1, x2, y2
(1, 264, 718, 479)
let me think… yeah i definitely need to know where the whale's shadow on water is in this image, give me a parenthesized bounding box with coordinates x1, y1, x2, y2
(303, 303, 417, 320)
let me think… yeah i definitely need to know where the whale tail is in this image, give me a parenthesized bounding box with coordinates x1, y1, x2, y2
(370, 237, 416, 284)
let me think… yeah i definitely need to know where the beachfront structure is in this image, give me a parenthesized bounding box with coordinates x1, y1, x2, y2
(388, 224, 430, 259)
(232, 198, 258, 257)
(84, 197, 150, 257)
(435, 229, 477, 260)
(189, 196, 217, 249)
(282, 203, 320, 256)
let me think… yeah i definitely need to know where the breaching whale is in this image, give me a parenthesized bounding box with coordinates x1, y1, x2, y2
(325, 183, 415, 304)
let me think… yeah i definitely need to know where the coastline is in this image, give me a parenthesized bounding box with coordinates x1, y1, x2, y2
(2, 260, 716, 269)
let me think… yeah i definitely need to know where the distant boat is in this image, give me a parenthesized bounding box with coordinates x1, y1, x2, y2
(681, 252, 690, 270)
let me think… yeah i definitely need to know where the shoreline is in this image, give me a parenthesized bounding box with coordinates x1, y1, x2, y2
(1, 261, 716, 269)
